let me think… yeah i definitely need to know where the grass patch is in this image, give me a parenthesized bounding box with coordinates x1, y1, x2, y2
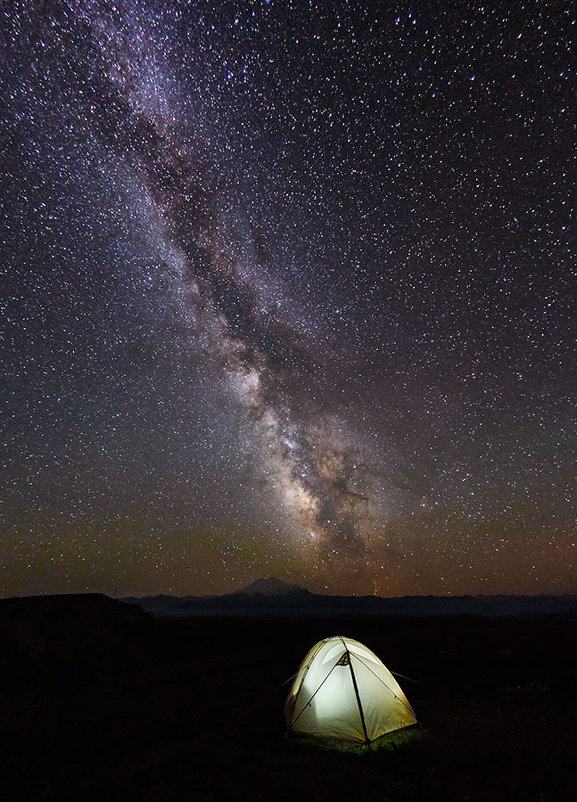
(287, 725, 425, 755)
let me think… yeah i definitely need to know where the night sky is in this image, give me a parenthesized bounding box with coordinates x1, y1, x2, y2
(2, 0, 575, 599)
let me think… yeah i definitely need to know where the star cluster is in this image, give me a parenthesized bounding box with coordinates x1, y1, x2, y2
(1, 0, 575, 597)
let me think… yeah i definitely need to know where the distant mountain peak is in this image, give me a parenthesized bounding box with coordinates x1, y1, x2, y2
(234, 577, 310, 596)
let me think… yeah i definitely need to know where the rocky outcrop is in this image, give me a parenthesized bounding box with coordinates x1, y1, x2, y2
(0, 593, 154, 687)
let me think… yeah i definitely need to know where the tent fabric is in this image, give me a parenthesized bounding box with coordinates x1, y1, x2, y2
(284, 636, 417, 743)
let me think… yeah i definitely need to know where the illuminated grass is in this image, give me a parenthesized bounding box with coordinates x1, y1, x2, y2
(287, 725, 424, 755)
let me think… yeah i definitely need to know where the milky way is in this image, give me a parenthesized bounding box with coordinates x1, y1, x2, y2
(2, 1, 575, 597)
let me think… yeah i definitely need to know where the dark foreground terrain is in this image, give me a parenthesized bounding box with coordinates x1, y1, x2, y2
(1, 594, 576, 801)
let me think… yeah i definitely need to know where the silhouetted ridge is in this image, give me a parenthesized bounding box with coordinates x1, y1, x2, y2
(122, 584, 577, 619)
(0, 593, 154, 687)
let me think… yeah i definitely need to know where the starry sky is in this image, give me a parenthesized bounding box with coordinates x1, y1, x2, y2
(2, 0, 575, 599)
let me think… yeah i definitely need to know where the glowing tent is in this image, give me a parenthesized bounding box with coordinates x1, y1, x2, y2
(285, 636, 417, 744)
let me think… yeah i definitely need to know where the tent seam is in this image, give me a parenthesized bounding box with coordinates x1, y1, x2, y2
(352, 653, 416, 718)
(348, 650, 370, 744)
(291, 661, 340, 728)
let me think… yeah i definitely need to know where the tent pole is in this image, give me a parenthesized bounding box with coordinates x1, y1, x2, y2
(348, 654, 370, 744)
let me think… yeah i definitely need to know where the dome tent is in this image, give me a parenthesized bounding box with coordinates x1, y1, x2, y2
(285, 636, 417, 744)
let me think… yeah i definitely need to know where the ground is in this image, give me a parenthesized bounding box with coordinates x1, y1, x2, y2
(2, 612, 576, 801)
